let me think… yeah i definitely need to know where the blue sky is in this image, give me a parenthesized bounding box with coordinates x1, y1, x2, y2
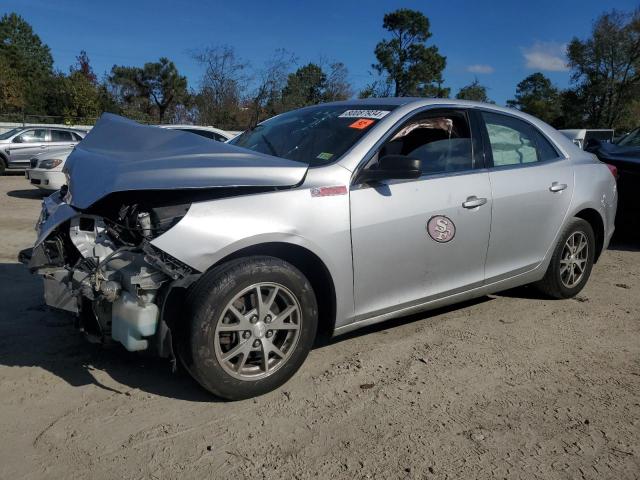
(3, 0, 638, 105)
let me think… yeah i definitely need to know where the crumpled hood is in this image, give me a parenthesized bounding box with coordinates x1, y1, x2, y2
(64, 113, 308, 209)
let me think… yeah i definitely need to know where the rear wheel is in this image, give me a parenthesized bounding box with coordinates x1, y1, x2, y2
(181, 256, 318, 400)
(535, 218, 595, 298)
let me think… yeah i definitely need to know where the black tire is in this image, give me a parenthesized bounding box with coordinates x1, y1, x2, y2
(181, 256, 318, 400)
(0, 156, 6, 176)
(535, 218, 595, 299)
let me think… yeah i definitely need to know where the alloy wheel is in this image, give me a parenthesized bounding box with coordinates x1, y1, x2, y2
(559, 231, 589, 289)
(213, 283, 302, 381)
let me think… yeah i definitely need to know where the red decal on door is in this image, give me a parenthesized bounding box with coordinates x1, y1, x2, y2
(311, 186, 348, 197)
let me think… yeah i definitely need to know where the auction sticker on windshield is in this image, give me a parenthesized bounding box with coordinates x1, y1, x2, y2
(349, 119, 375, 130)
(339, 110, 390, 119)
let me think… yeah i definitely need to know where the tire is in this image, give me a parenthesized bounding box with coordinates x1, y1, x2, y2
(181, 256, 318, 400)
(0, 157, 6, 176)
(535, 218, 595, 299)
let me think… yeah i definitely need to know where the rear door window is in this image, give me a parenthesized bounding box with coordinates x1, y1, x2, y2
(481, 112, 559, 166)
(51, 130, 74, 142)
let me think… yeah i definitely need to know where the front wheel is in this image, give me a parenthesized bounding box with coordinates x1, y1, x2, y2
(181, 256, 318, 400)
(535, 218, 595, 299)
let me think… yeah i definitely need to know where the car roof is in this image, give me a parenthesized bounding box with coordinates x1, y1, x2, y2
(305, 97, 553, 120)
(11, 126, 86, 133)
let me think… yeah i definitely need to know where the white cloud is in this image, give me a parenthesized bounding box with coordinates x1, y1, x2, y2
(466, 64, 494, 74)
(522, 42, 569, 72)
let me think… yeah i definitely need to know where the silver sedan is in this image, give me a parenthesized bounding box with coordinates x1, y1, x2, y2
(23, 99, 617, 400)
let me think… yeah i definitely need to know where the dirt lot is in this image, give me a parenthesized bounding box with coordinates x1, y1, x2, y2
(0, 174, 639, 480)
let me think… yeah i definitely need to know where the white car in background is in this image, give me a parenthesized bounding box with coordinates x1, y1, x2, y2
(25, 146, 74, 191)
(560, 129, 614, 149)
(159, 125, 239, 142)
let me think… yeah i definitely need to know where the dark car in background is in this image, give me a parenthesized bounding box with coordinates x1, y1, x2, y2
(586, 127, 640, 233)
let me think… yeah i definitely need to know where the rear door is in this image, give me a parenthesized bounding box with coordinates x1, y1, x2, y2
(478, 110, 574, 281)
(49, 129, 78, 150)
(8, 129, 48, 167)
(350, 108, 492, 317)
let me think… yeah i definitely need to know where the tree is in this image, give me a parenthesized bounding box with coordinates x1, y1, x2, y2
(566, 8, 640, 128)
(74, 50, 97, 84)
(192, 45, 248, 129)
(0, 55, 24, 113)
(455, 78, 491, 102)
(372, 8, 448, 97)
(109, 58, 188, 123)
(246, 49, 295, 128)
(281, 61, 353, 109)
(322, 62, 352, 101)
(506, 72, 562, 125)
(281, 63, 326, 109)
(0, 13, 54, 114)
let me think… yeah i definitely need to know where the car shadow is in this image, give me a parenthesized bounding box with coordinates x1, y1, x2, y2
(0, 262, 215, 402)
(6, 188, 46, 200)
(315, 296, 493, 348)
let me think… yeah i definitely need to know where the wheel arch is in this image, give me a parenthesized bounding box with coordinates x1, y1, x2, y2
(163, 241, 338, 343)
(214, 242, 338, 339)
(574, 208, 605, 262)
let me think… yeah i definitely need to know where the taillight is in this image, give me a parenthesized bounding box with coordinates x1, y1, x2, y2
(606, 164, 618, 180)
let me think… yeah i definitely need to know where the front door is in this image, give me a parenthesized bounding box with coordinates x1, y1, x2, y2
(350, 108, 492, 317)
(8, 129, 48, 168)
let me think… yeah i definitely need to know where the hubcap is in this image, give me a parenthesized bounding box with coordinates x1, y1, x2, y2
(214, 283, 302, 381)
(560, 231, 589, 289)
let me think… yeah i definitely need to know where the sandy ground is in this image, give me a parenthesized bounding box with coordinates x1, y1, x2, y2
(0, 174, 639, 480)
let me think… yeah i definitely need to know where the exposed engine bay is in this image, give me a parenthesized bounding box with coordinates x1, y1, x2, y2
(22, 189, 200, 359)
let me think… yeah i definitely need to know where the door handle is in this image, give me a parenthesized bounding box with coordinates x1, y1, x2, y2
(462, 196, 488, 209)
(549, 182, 567, 192)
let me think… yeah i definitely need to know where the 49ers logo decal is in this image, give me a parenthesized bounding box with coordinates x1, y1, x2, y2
(426, 215, 456, 243)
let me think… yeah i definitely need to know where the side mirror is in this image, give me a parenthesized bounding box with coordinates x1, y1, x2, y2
(12, 136, 23, 143)
(358, 154, 422, 183)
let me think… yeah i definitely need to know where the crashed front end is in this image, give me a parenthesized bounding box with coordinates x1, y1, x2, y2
(19, 113, 308, 358)
(21, 188, 196, 358)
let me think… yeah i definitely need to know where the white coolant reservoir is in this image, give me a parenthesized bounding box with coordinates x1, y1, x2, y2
(111, 291, 159, 351)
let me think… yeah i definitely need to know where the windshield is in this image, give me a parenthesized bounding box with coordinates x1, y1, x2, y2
(231, 104, 397, 166)
(617, 127, 640, 147)
(0, 128, 22, 140)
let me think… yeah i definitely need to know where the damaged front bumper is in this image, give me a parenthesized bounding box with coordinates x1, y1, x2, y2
(20, 192, 198, 356)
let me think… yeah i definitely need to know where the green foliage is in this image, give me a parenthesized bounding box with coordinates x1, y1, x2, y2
(455, 79, 492, 103)
(110, 58, 189, 123)
(372, 8, 447, 97)
(281, 62, 352, 109)
(506, 73, 562, 125)
(566, 8, 640, 129)
(0, 55, 24, 111)
(0, 13, 54, 114)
